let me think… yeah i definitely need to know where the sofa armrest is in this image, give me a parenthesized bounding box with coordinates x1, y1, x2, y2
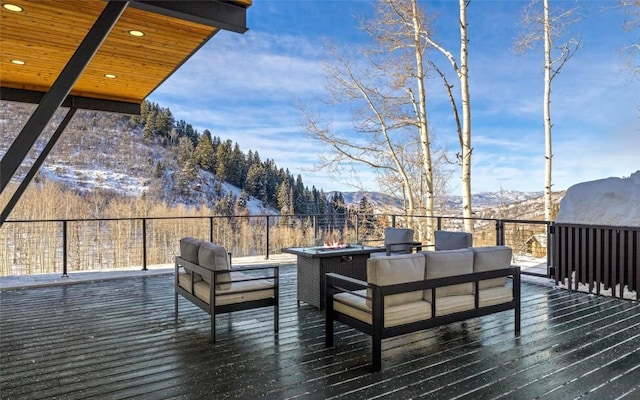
(326, 272, 368, 288)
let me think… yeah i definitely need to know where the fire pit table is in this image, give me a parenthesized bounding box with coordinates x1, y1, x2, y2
(282, 245, 383, 309)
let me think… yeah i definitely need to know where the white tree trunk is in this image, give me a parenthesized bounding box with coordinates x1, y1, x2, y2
(459, 0, 474, 233)
(411, 0, 435, 240)
(543, 0, 553, 221)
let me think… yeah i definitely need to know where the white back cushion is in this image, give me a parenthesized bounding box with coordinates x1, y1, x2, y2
(366, 253, 425, 307)
(423, 248, 474, 298)
(472, 246, 512, 289)
(179, 237, 201, 264)
(198, 242, 231, 289)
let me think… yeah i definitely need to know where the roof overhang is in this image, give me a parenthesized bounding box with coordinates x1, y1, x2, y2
(0, 0, 252, 114)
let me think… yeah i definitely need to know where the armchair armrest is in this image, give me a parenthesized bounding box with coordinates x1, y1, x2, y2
(382, 241, 423, 255)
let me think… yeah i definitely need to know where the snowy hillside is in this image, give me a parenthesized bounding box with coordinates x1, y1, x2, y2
(337, 189, 550, 216)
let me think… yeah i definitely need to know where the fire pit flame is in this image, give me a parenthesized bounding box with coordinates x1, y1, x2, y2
(323, 241, 348, 250)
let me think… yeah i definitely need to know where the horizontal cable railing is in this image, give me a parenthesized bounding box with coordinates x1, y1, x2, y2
(1, 214, 550, 278)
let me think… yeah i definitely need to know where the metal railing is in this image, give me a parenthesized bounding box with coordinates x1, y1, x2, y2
(551, 223, 639, 300)
(4, 213, 637, 301)
(1, 213, 551, 278)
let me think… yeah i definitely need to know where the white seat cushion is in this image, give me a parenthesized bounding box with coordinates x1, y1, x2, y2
(431, 295, 475, 316)
(366, 253, 426, 307)
(178, 272, 198, 294)
(193, 272, 275, 306)
(334, 290, 432, 327)
(479, 287, 513, 307)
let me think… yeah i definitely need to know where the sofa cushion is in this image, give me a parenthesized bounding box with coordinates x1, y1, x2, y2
(366, 253, 425, 307)
(334, 290, 432, 327)
(423, 248, 474, 299)
(198, 242, 231, 290)
(179, 237, 202, 263)
(479, 287, 513, 307)
(431, 295, 475, 316)
(472, 246, 512, 289)
(434, 231, 472, 251)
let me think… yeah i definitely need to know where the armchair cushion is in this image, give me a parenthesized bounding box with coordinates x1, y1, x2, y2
(179, 237, 202, 263)
(384, 227, 415, 253)
(198, 242, 231, 289)
(434, 230, 473, 251)
(180, 237, 203, 281)
(192, 272, 275, 306)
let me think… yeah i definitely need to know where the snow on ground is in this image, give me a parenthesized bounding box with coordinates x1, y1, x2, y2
(221, 181, 278, 215)
(40, 163, 148, 196)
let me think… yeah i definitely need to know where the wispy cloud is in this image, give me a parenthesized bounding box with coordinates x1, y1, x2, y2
(150, 1, 639, 195)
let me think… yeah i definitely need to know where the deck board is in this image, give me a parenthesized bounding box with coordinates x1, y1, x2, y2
(1, 264, 639, 399)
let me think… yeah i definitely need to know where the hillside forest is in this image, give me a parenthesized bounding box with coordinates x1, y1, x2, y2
(1, 100, 561, 276)
(1, 100, 367, 220)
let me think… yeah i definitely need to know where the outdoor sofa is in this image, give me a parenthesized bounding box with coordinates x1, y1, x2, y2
(174, 237, 279, 342)
(325, 246, 520, 371)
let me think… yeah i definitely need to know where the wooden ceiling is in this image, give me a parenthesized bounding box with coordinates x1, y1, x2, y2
(0, 0, 252, 112)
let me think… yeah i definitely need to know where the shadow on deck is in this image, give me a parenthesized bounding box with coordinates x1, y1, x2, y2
(1, 264, 639, 399)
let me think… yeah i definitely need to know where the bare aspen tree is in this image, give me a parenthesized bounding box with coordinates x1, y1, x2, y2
(418, 0, 473, 233)
(620, 0, 639, 77)
(517, 0, 581, 221)
(301, 0, 439, 240)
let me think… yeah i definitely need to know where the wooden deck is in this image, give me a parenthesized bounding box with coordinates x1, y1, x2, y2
(1, 264, 639, 400)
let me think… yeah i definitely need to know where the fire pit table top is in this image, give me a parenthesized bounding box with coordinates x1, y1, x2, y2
(282, 244, 383, 259)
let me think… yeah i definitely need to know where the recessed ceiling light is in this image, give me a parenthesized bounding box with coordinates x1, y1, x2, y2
(104, 74, 117, 79)
(10, 59, 26, 65)
(128, 30, 144, 37)
(2, 3, 23, 12)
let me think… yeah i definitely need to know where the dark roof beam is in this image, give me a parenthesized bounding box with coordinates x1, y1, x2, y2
(0, 87, 141, 115)
(131, 0, 249, 33)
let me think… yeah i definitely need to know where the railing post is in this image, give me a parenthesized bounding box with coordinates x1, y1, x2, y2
(265, 215, 270, 260)
(62, 220, 68, 278)
(495, 220, 505, 246)
(547, 223, 554, 278)
(142, 218, 147, 271)
(355, 213, 360, 243)
(313, 214, 317, 244)
(391, 215, 396, 227)
(436, 216, 442, 231)
(209, 217, 213, 242)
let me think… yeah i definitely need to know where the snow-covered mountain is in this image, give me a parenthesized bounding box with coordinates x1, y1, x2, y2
(335, 190, 547, 215)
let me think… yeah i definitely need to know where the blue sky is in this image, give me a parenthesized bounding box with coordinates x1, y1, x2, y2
(149, 1, 639, 195)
